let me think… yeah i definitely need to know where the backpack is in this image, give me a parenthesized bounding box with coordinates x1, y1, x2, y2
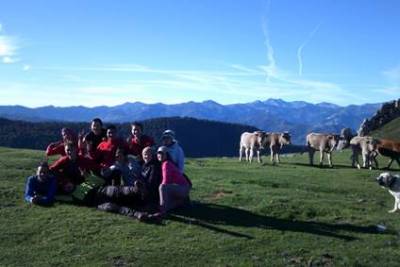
(72, 175, 106, 205)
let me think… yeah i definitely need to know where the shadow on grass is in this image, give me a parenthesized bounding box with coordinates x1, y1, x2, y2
(170, 202, 389, 241)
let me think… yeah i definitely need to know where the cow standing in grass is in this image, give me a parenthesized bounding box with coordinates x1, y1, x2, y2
(306, 133, 339, 167)
(376, 139, 400, 169)
(239, 131, 268, 163)
(265, 132, 291, 165)
(349, 136, 379, 169)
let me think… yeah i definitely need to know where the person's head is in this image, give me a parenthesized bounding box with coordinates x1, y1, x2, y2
(156, 146, 169, 162)
(36, 162, 50, 182)
(131, 122, 143, 138)
(142, 146, 153, 163)
(64, 142, 77, 161)
(161, 129, 175, 146)
(106, 125, 117, 140)
(91, 118, 103, 135)
(115, 148, 126, 162)
(61, 128, 75, 142)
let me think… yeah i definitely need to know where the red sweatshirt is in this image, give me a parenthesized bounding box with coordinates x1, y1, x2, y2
(127, 135, 155, 156)
(96, 138, 127, 168)
(46, 141, 66, 156)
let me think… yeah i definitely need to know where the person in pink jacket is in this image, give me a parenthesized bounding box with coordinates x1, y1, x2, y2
(147, 146, 191, 220)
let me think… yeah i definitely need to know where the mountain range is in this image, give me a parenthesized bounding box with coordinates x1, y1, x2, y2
(0, 99, 382, 144)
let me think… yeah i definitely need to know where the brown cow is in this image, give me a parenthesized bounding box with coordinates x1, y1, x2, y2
(306, 133, 339, 167)
(265, 132, 291, 165)
(239, 131, 269, 163)
(376, 139, 400, 169)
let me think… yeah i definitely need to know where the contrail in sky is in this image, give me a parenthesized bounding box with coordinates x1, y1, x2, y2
(297, 23, 321, 76)
(261, 0, 278, 82)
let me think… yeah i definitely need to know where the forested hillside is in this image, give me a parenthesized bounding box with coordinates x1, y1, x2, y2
(0, 117, 262, 157)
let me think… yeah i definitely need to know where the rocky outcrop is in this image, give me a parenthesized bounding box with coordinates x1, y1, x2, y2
(357, 98, 400, 136)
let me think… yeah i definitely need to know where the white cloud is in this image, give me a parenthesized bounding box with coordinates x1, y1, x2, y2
(0, 25, 20, 65)
(23, 64, 31, 71)
(3, 56, 19, 64)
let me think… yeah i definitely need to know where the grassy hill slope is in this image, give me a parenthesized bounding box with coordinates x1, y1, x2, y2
(371, 117, 400, 141)
(1, 147, 400, 266)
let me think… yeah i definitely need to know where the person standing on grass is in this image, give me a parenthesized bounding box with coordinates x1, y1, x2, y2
(24, 162, 57, 206)
(161, 129, 185, 173)
(146, 146, 191, 220)
(126, 122, 155, 158)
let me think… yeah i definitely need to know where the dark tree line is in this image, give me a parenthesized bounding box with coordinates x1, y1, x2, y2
(0, 117, 265, 157)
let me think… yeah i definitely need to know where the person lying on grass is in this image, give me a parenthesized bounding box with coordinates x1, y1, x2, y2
(95, 147, 162, 221)
(145, 146, 191, 221)
(24, 162, 57, 206)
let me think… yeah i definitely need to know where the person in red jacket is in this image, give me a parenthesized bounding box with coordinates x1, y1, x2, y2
(146, 146, 191, 221)
(45, 128, 78, 158)
(96, 125, 128, 183)
(50, 142, 100, 193)
(126, 122, 155, 158)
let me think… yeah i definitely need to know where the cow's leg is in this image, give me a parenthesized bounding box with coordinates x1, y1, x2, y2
(245, 148, 250, 162)
(327, 152, 333, 167)
(270, 147, 275, 165)
(351, 146, 360, 169)
(389, 197, 399, 213)
(257, 150, 262, 163)
(362, 152, 368, 169)
(239, 146, 243, 161)
(319, 150, 325, 166)
(276, 152, 281, 164)
(249, 148, 254, 163)
(308, 149, 314, 166)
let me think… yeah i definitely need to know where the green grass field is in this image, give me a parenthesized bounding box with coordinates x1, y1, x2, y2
(1, 147, 400, 266)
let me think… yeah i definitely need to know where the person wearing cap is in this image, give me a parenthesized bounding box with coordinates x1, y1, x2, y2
(146, 146, 191, 220)
(126, 122, 155, 158)
(161, 129, 185, 173)
(24, 162, 57, 205)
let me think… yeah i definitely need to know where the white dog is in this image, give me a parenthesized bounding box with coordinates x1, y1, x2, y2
(376, 172, 400, 213)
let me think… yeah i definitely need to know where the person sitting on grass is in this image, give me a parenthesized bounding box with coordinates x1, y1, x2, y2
(96, 125, 128, 172)
(81, 118, 106, 158)
(161, 129, 185, 173)
(127, 122, 155, 158)
(24, 162, 57, 206)
(50, 142, 100, 194)
(140, 146, 162, 205)
(146, 146, 191, 221)
(101, 148, 142, 186)
(45, 127, 78, 158)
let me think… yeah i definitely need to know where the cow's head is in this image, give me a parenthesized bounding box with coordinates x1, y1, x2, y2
(279, 132, 291, 147)
(254, 131, 268, 149)
(328, 134, 340, 151)
(337, 128, 354, 150)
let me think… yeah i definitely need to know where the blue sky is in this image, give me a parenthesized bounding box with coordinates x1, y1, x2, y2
(0, 0, 399, 107)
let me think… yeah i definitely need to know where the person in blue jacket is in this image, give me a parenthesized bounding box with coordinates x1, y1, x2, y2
(24, 162, 57, 205)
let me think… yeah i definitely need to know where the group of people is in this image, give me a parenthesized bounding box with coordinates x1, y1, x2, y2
(24, 118, 192, 222)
